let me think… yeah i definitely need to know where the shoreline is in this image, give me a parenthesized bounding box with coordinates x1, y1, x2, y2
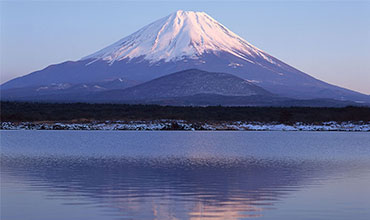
(1, 121, 369, 132)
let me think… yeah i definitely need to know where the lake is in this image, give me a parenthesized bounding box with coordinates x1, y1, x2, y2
(1, 131, 370, 220)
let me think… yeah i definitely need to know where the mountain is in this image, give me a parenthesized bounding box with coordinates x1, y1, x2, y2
(1, 69, 271, 102)
(1, 78, 138, 100)
(2, 69, 362, 107)
(90, 69, 358, 106)
(90, 69, 271, 102)
(1, 10, 369, 104)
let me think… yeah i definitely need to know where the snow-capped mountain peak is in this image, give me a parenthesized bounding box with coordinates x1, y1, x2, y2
(3, 10, 369, 104)
(82, 10, 274, 64)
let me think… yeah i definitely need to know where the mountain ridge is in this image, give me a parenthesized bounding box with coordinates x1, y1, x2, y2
(90, 69, 272, 102)
(1, 10, 369, 104)
(1, 69, 366, 107)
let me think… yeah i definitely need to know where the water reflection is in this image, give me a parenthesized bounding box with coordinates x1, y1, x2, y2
(2, 131, 370, 219)
(1, 155, 357, 220)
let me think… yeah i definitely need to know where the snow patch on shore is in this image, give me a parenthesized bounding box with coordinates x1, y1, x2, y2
(1, 121, 369, 132)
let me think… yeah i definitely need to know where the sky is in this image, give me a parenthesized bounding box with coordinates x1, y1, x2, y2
(1, 0, 369, 94)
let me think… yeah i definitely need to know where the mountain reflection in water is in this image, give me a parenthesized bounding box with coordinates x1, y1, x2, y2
(2, 131, 370, 220)
(1, 155, 357, 220)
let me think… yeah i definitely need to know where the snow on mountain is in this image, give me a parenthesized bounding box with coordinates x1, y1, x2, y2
(82, 10, 275, 65)
(1, 10, 369, 104)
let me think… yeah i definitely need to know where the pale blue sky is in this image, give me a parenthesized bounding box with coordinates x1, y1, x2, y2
(1, 0, 369, 94)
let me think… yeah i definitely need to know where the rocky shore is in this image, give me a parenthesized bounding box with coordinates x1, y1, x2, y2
(1, 120, 369, 131)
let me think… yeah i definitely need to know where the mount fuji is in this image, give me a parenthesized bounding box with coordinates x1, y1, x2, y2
(1, 10, 369, 105)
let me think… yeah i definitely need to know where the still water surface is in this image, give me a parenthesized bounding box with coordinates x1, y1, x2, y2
(1, 131, 370, 220)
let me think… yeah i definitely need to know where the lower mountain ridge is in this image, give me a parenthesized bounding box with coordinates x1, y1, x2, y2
(1, 69, 365, 107)
(91, 69, 272, 101)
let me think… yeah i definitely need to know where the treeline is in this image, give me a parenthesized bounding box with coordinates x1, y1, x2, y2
(1, 101, 370, 123)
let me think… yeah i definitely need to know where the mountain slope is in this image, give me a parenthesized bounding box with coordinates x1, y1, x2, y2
(82, 10, 274, 64)
(91, 69, 272, 102)
(1, 10, 369, 103)
(1, 78, 138, 100)
(2, 69, 362, 107)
